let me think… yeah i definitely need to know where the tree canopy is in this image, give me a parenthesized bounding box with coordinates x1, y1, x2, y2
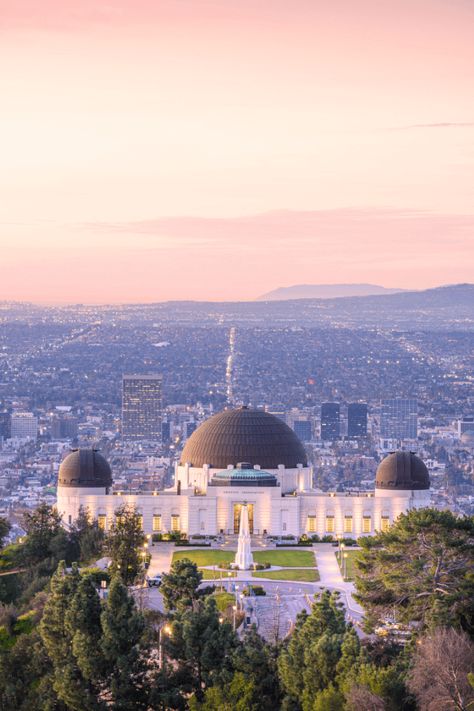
(354, 509, 474, 634)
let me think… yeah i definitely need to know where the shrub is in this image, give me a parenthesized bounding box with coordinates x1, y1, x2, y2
(243, 585, 266, 597)
(321, 535, 334, 543)
(152, 533, 162, 542)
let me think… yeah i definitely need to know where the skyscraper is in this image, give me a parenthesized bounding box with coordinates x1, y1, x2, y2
(122, 374, 163, 441)
(320, 403, 340, 440)
(347, 403, 368, 438)
(380, 399, 417, 440)
(293, 420, 312, 442)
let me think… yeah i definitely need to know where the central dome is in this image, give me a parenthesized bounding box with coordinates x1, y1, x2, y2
(180, 407, 308, 469)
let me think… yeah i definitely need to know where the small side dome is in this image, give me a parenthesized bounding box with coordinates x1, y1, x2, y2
(376, 451, 430, 491)
(58, 448, 112, 488)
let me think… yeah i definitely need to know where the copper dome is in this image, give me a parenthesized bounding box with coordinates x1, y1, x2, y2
(58, 448, 112, 488)
(375, 451, 430, 490)
(180, 407, 308, 469)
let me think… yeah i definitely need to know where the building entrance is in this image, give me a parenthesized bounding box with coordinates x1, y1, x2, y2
(233, 503, 254, 534)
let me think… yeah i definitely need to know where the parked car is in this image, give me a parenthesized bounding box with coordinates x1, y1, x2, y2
(147, 574, 162, 588)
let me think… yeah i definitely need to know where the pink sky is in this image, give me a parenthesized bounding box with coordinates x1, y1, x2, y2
(0, 0, 473, 302)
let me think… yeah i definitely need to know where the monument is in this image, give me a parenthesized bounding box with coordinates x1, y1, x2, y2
(234, 502, 254, 570)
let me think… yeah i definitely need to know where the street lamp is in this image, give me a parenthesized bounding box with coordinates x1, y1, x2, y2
(232, 605, 237, 631)
(343, 552, 348, 580)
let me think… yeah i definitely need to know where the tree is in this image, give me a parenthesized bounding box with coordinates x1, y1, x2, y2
(65, 575, 105, 696)
(229, 627, 281, 710)
(278, 591, 347, 711)
(312, 684, 345, 711)
(106, 505, 145, 585)
(160, 558, 202, 611)
(189, 671, 259, 711)
(21, 504, 62, 565)
(354, 509, 474, 634)
(0, 519, 11, 550)
(166, 596, 237, 701)
(100, 575, 148, 710)
(408, 627, 474, 711)
(70, 506, 104, 563)
(39, 561, 102, 710)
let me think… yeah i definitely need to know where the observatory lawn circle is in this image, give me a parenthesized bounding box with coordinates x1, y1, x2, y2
(171, 548, 316, 568)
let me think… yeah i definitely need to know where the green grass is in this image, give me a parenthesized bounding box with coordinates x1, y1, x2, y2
(336, 549, 360, 581)
(172, 550, 234, 566)
(253, 550, 315, 567)
(199, 568, 236, 580)
(212, 592, 236, 612)
(252, 569, 320, 582)
(172, 548, 316, 570)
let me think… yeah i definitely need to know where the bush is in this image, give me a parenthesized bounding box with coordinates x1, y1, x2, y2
(253, 562, 271, 570)
(341, 538, 357, 546)
(243, 585, 266, 597)
(80, 567, 111, 586)
(152, 533, 162, 542)
(321, 535, 334, 543)
(310, 534, 320, 542)
(175, 540, 211, 547)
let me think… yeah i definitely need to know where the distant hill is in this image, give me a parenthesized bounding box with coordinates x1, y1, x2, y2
(257, 283, 406, 301)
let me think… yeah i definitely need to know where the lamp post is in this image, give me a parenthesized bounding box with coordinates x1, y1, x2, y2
(232, 604, 237, 631)
(336, 534, 342, 562)
(340, 542, 345, 570)
(343, 552, 348, 581)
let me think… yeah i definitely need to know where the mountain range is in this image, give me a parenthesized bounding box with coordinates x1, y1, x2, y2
(257, 283, 405, 301)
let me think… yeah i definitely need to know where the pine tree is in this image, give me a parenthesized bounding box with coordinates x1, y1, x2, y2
(160, 558, 202, 611)
(100, 575, 148, 710)
(106, 505, 145, 585)
(39, 561, 100, 710)
(166, 596, 237, 701)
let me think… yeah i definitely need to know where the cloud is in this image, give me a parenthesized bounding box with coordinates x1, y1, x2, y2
(90, 208, 474, 253)
(390, 122, 474, 130)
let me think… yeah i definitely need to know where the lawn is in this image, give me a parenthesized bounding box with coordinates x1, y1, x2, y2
(252, 569, 320, 582)
(172, 549, 234, 567)
(172, 549, 316, 568)
(253, 550, 315, 568)
(199, 568, 236, 580)
(211, 592, 236, 612)
(336, 549, 360, 581)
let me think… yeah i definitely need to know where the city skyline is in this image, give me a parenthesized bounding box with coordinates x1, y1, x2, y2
(1, 0, 473, 302)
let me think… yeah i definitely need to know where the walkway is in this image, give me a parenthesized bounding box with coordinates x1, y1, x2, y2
(313, 544, 364, 618)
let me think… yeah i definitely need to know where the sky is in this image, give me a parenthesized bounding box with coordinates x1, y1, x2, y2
(0, 0, 473, 303)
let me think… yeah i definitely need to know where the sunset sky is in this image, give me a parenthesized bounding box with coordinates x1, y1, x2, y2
(0, 0, 473, 303)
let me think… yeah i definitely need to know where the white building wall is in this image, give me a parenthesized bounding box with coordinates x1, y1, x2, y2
(57, 484, 430, 538)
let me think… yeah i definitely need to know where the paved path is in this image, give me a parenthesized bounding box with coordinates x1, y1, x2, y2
(313, 544, 364, 618)
(147, 543, 174, 577)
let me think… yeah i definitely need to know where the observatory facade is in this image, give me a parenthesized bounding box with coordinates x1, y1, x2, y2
(56, 407, 430, 537)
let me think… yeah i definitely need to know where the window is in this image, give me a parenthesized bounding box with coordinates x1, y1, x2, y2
(326, 515, 335, 533)
(344, 515, 353, 534)
(152, 514, 162, 532)
(97, 514, 107, 531)
(307, 515, 317, 533)
(381, 515, 390, 532)
(362, 516, 371, 533)
(171, 514, 180, 532)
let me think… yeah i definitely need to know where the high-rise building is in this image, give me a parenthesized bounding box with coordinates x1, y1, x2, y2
(320, 403, 340, 441)
(161, 421, 171, 442)
(380, 399, 417, 440)
(347, 403, 368, 438)
(293, 420, 312, 442)
(10, 412, 38, 440)
(122, 374, 163, 441)
(185, 421, 197, 439)
(0, 412, 11, 440)
(51, 415, 78, 440)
